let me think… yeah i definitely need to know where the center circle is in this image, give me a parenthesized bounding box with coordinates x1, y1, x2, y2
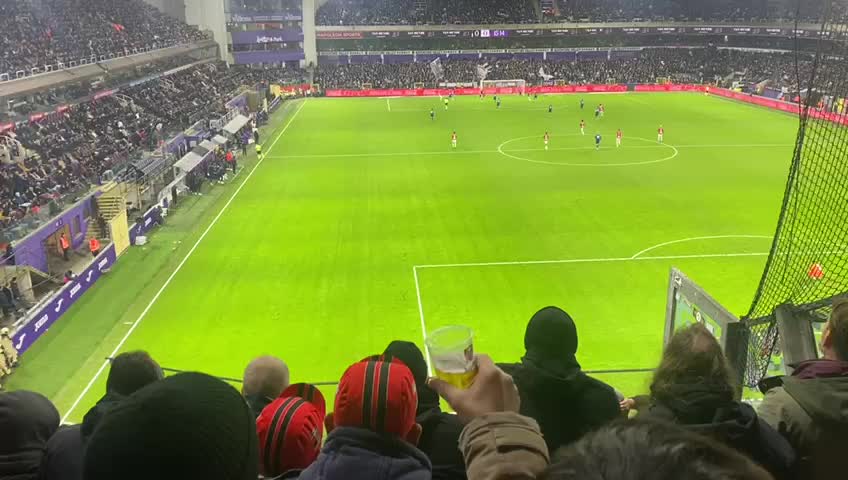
(497, 134, 679, 167)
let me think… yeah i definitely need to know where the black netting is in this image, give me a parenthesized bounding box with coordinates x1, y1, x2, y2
(742, 2, 848, 387)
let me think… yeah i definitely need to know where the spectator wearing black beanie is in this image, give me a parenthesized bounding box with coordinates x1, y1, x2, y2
(0, 390, 60, 480)
(83, 372, 259, 480)
(499, 306, 620, 452)
(385, 340, 467, 480)
(43, 351, 164, 480)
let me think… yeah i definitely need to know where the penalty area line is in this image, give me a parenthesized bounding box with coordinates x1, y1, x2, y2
(412, 266, 432, 376)
(60, 99, 308, 424)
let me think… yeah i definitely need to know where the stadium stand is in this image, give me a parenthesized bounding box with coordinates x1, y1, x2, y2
(314, 48, 813, 91)
(0, 0, 207, 78)
(316, 0, 423, 25)
(0, 63, 304, 237)
(316, 0, 848, 25)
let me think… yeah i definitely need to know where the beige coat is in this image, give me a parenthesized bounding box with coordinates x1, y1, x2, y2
(459, 412, 550, 480)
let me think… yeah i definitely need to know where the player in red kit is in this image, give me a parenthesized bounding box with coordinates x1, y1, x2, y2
(544, 131, 550, 150)
(616, 128, 622, 147)
(657, 125, 664, 143)
(451, 131, 458, 149)
(580, 120, 586, 135)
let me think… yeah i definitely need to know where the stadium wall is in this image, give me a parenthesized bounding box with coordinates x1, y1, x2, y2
(12, 196, 95, 274)
(11, 245, 117, 354)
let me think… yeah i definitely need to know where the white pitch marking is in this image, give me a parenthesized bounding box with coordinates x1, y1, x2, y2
(267, 143, 791, 160)
(412, 266, 432, 376)
(60, 100, 308, 423)
(415, 249, 848, 270)
(629, 235, 774, 260)
(498, 135, 680, 167)
(414, 251, 769, 270)
(387, 98, 391, 112)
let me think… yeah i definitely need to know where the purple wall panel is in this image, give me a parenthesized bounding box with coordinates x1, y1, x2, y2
(318, 55, 344, 65)
(512, 52, 545, 60)
(579, 50, 607, 60)
(547, 52, 577, 61)
(230, 13, 302, 22)
(349, 55, 380, 64)
(383, 55, 414, 64)
(231, 29, 304, 44)
(13, 196, 93, 273)
(11, 244, 116, 354)
(448, 53, 479, 61)
(233, 51, 305, 64)
(128, 205, 164, 246)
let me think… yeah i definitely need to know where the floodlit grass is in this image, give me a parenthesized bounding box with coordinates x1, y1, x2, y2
(8, 93, 800, 422)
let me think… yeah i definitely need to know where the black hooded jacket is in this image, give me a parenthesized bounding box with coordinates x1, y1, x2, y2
(500, 306, 620, 452)
(0, 391, 60, 480)
(500, 358, 619, 452)
(644, 382, 796, 480)
(43, 392, 126, 480)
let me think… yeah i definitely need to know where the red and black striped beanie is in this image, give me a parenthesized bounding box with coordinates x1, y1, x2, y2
(256, 383, 326, 477)
(334, 355, 418, 437)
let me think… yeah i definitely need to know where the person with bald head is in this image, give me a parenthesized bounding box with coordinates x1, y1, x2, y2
(499, 306, 620, 452)
(242, 355, 290, 418)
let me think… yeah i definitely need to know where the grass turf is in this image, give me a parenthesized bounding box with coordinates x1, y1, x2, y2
(7, 93, 799, 422)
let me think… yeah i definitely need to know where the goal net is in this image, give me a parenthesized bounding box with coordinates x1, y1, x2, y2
(740, 2, 848, 388)
(480, 79, 526, 95)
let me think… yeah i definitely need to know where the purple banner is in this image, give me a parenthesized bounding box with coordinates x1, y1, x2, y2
(231, 29, 304, 44)
(12, 244, 117, 355)
(129, 205, 164, 246)
(230, 13, 302, 22)
(233, 51, 305, 64)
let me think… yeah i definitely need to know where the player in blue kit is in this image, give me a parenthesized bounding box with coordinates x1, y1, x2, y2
(595, 133, 602, 150)
(430, 108, 435, 121)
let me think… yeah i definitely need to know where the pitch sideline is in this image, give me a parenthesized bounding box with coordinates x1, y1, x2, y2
(60, 100, 308, 423)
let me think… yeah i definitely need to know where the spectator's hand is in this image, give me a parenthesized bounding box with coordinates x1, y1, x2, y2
(428, 354, 519, 420)
(620, 397, 636, 413)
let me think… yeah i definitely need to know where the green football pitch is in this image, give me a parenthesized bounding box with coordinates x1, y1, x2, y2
(7, 93, 800, 423)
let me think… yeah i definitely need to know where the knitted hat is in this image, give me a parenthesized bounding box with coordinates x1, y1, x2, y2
(257, 383, 326, 477)
(334, 356, 417, 437)
(0, 390, 59, 480)
(525, 306, 579, 358)
(383, 341, 440, 413)
(83, 372, 258, 480)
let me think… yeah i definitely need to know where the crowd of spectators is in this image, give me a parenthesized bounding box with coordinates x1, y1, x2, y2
(431, 0, 538, 24)
(228, 0, 302, 15)
(3, 299, 847, 479)
(0, 0, 208, 78)
(315, 48, 813, 90)
(0, 63, 305, 235)
(315, 0, 848, 25)
(316, 0, 423, 26)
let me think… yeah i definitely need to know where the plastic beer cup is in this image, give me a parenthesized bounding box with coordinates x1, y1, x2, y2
(426, 325, 478, 389)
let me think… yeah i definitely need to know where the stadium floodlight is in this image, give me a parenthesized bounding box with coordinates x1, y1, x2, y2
(480, 79, 527, 96)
